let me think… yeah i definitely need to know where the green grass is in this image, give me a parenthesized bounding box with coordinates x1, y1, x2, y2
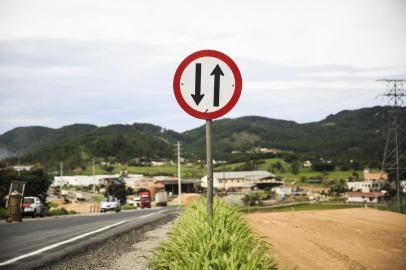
(241, 203, 364, 213)
(81, 164, 205, 178)
(122, 203, 136, 210)
(91, 194, 105, 203)
(151, 199, 276, 270)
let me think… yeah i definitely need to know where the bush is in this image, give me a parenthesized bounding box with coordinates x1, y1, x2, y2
(241, 192, 261, 206)
(0, 207, 7, 219)
(150, 199, 276, 270)
(122, 203, 135, 210)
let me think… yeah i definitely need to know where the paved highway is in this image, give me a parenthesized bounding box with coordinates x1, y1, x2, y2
(0, 208, 176, 270)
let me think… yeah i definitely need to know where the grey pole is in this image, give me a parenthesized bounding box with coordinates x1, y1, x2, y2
(206, 120, 213, 218)
(177, 141, 182, 206)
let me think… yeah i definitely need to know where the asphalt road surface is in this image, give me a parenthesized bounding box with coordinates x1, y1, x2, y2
(0, 208, 176, 270)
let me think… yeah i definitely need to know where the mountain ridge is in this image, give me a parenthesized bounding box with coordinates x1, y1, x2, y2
(1, 106, 405, 169)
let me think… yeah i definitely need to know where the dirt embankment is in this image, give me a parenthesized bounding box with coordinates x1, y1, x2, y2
(246, 208, 406, 270)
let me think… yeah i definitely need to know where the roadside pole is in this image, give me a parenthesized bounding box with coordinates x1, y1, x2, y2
(177, 141, 182, 207)
(206, 120, 213, 218)
(173, 50, 242, 220)
(93, 159, 96, 193)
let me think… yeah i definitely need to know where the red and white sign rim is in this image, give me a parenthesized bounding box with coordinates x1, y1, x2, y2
(173, 50, 242, 120)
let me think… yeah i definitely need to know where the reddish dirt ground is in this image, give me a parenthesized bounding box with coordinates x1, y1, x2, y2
(246, 208, 406, 270)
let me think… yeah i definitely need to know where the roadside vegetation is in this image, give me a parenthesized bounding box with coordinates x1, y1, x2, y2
(151, 199, 276, 270)
(0, 207, 7, 219)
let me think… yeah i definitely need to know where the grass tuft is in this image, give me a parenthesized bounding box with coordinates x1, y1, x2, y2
(150, 199, 277, 270)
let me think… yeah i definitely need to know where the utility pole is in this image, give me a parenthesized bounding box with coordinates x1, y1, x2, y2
(60, 161, 63, 176)
(206, 120, 213, 218)
(378, 79, 405, 213)
(177, 141, 182, 206)
(93, 159, 96, 193)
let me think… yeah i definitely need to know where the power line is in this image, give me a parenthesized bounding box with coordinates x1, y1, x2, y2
(378, 79, 406, 213)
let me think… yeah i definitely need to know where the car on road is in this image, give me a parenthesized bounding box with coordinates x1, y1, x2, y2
(133, 196, 141, 208)
(100, 196, 121, 213)
(22, 196, 45, 218)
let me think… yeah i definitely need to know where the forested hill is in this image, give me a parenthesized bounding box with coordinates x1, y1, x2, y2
(183, 106, 405, 162)
(0, 106, 405, 168)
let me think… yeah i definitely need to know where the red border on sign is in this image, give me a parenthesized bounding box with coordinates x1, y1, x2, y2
(173, 50, 242, 120)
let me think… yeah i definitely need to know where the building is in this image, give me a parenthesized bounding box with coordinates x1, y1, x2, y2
(129, 177, 157, 191)
(401, 181, 406, 193)
(122, 174, 144, 187)
(363, 170, 388, 181)
(272, 186, 293, 197)
(201, 170, 282, 191)
(12, 165, 33, 171)
(347, 181, 386, 193)
(345, 192, 384, 203)
(303, 160, 312, 168)
(154, 176, 200, 195)
(127, 176, 199, 196)
(52, 175, 120, 187)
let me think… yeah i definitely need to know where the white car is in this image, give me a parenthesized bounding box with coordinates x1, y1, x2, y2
(133, 196, 140, 208)
(22, 197, 45, 218)
(100, 196, 121, 213)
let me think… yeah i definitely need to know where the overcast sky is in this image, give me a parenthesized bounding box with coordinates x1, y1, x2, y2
(0, 0, 405, 134)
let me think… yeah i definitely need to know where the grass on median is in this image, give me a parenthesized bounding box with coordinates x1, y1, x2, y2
(150, 199, 277, 270)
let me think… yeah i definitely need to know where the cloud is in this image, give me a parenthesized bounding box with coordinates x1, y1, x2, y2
(0, 0, 405, 134)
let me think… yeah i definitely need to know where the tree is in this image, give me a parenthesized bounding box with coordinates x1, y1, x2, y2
(0, 167, 51, 206)
(104, 179, 132, 204)
(241, 192, 261, 206)
(312, 162, 335, 172)
(291, 162, 300, 175)
(329, 179, 348, 196)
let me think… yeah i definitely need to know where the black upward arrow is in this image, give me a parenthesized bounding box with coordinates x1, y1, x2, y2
(211, 64, 224, 107)
(191, 63, 204, 105)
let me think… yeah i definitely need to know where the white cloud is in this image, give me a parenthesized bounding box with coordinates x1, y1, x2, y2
(0, 0, 405, 134)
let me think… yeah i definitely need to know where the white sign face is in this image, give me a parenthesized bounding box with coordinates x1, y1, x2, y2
(180, 57, 235, 113)
(173, 50, 242, 120)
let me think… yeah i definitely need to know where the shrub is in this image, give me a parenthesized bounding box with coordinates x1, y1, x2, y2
(150, 199, 276, 270)
(0, 207, 7, 219)
(122, 203, 135, 210)
(241, 192, 261, 206)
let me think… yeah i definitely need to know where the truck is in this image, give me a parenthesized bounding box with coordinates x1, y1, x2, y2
(100, 196, 121, 213)
(140, 191, 151, 209)
(155, 191, 168, 206)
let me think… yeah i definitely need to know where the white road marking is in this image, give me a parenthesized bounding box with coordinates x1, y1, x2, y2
(0, 219, 130, 266)
(0, 209, 168, 266)
(140, 209, 168, 219)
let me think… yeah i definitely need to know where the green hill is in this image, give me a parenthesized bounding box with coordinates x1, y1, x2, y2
(0, 106, 405, 171)
(183, 106, 405, 162)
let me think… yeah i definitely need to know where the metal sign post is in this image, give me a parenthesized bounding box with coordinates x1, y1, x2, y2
(173, 50, 242, 218)
(177, 141, 182, 207)
(206, 120, 213, 217)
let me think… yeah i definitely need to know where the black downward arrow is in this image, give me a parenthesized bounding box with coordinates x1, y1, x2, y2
(191, 63, 204, 105)
(211, 64, 224, 107)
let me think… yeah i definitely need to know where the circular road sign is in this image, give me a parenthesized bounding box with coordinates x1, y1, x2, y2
(173, 50, 242, 120)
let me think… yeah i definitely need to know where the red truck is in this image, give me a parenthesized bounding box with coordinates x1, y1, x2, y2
(140, 191, 151, 209)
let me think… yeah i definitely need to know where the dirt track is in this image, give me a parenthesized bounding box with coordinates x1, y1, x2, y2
(246, 208, 406, 270)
